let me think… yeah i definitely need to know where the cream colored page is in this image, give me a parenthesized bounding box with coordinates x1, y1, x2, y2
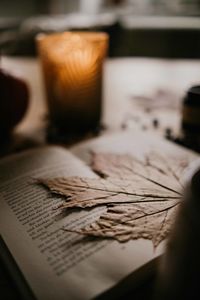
(0, 146, 160, 300)
(71, 130, 198, 166)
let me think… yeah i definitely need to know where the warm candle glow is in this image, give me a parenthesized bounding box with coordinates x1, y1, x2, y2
(37, 32, 108, 133)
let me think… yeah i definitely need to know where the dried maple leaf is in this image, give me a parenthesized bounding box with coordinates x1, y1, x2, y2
(38, 151, 191, 247)
(39, 176, 179, 209)
(91, 152, 186, 192)
(70, 201, 179, 248)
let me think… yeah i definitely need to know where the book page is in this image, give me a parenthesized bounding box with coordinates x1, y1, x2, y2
(71, 130, 198, 166)
(0, 146, 161, 300)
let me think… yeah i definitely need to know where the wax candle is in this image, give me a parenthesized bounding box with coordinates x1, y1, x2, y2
(37, 31, 108, 133)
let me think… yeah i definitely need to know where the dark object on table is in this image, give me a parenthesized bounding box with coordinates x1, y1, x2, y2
(164, 127, 172, 140)
(181, 85, 200, 151)
(155, 165, 200, 300)
(152, 118, 159, 128)
(0, 68, 29, 138)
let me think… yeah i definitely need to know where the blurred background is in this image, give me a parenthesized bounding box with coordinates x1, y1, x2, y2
(1, 0, 200, 58)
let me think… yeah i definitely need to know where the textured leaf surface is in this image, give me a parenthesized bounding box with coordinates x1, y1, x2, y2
(71, 201, 179, 247)
(39, 151, 191, 246)
(39, 176, 179, 209)
(91, 152, 186, 192)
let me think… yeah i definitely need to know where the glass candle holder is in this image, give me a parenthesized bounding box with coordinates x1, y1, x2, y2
(37, 31, 108, 134)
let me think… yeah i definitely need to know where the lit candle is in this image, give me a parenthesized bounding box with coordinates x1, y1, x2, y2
(37, 32, 108, 133)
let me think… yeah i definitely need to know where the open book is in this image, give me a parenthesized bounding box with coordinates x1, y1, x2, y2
(0, 130, 198, 300)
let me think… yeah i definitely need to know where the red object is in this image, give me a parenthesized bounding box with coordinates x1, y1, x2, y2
(0, 69, 29, 135)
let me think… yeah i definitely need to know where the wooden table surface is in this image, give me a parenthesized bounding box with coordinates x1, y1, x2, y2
(1, 56, 200, 299)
